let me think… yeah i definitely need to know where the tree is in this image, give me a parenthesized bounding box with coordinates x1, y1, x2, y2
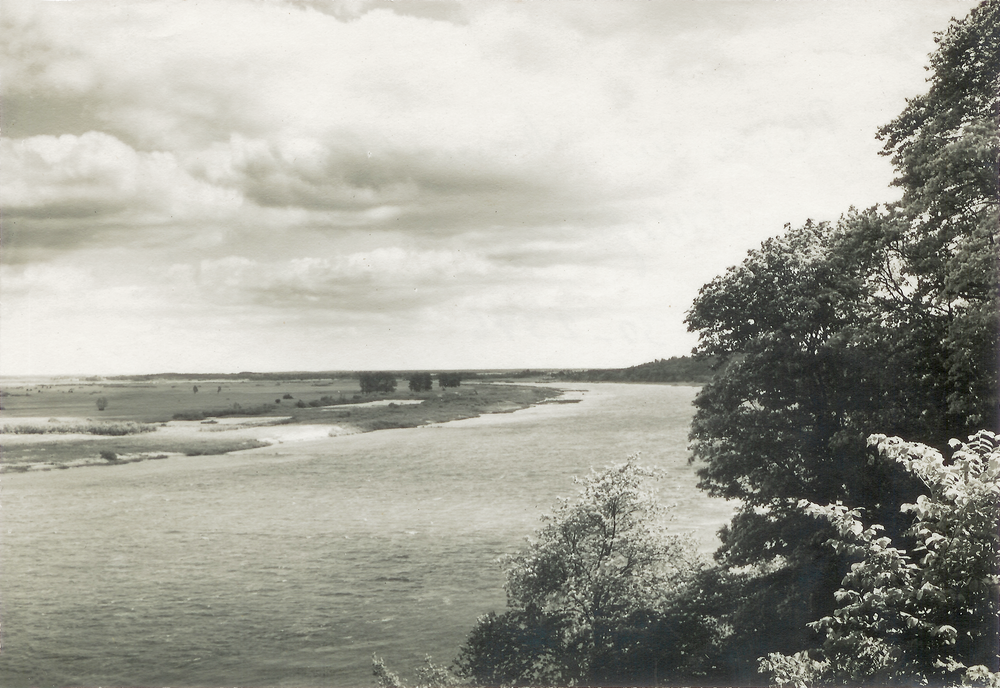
(760, 431, 1000, 686)
(95, 396, 108, 411)
(683, 3, 998, 676)
(359, 372, 397, 394)
(438, 373, 462, 389)
(875, 0, 999, 430)
(455, 458, 703, 685)
(408, 373, 433, 393)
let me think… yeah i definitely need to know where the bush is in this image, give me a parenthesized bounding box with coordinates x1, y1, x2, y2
(172, 403, 276, 421)
(100, 450, 118, 462)
(761, 431, 1000, 686)
(456, 457, 703, 685)
(95, 397, 108, 411)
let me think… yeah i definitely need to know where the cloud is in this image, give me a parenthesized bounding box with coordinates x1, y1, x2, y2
(0, 0, 978, 374)
(1, 132, 243, 262)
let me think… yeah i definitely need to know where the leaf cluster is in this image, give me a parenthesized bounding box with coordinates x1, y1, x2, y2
(763, 431, 1000, 686)
(456, 458, 705, 686)
(684, 2, 998, 680)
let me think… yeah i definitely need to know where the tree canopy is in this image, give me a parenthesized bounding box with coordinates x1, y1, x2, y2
(359, 371, 398, 394)
(682, 1, 998, 680)
(761, 431, 1000, 686)
(408, 373, 433, 393)
(455, 459, 702, 686)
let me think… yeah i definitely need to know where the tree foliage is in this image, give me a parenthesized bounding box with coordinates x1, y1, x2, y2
(360, 371, 398, 394)
(380, 6, 998, 686)
(684, 2, 998, 679)
(875, 0, 999, 428)
(372, 654, 461, 688)
(408, 373, 433, 393)
(760, 431, 1000, 686)
(455, 458, 703, 686)
(439, 373, 463, 389)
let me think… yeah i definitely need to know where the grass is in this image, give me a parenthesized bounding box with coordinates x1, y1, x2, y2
(1, 380, 563, 471)
(1, 435, 271, 472)
(2, 421, 157, 436)
(0, 377, 362, 422)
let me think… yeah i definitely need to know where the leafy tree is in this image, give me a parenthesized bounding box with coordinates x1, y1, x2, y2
(360, 372, 397, 394)
(455, 458, 703, 685)
(683, 2, 998, 676)
(439, 373, 462, 389)
(95, 396, 108, 411)
(409, 373, 433, 393)
(875, 0, 999, 429)
(760, 431, 1000, 686)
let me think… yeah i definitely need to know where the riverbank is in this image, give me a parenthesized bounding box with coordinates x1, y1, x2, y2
(0, 383, 563, 473)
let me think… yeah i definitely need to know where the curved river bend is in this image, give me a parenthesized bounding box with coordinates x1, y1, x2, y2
(0, 383, 734, 687)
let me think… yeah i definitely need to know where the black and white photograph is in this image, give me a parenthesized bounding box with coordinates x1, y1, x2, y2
(1, 1, 997, 686)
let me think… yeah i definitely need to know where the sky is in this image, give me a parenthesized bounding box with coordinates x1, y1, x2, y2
(0, 0, 979, 376)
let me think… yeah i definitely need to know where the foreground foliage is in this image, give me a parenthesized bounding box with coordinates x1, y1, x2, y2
(682, 1, 998, 680)
(455, 459, 703, 686)
(760, 431, 1000, 687)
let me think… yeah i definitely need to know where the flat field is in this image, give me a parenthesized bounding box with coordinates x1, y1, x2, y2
(0, 378, 562, 472)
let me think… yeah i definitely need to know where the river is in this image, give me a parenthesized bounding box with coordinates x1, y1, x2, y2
(0, 383, 735, 687)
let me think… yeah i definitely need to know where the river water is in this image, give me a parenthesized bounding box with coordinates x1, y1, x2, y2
(0, 383, 735, 687)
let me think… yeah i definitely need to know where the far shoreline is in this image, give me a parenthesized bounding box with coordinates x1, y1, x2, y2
(0, 382, 565, 474)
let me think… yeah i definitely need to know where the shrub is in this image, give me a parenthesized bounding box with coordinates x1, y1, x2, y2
(457, 457, 703, 685)
(761, 431, 1000, 686)
(100, 450, 118, 462)
(95, 397, 108, 411)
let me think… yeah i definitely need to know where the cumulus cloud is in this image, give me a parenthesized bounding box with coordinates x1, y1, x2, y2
(0, 0, 976, 374)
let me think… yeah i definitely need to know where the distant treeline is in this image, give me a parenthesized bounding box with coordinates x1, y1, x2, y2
(110, 371, 350, 382)
(108, 370, 481, 383)
(554, 356, 717, 383)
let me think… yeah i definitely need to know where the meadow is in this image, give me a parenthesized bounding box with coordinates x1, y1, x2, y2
(0, 376, 560, 472)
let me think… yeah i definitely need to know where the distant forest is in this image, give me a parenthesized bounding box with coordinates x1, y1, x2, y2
(554, 356, 717, 384)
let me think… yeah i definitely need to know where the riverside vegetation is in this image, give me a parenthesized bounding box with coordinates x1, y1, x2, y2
(374, 5, 999, 686)
(0, 375, 560, 472)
